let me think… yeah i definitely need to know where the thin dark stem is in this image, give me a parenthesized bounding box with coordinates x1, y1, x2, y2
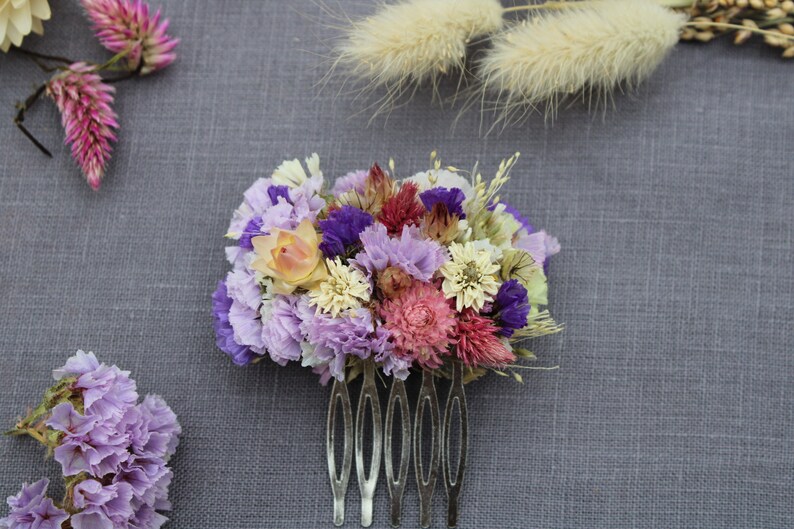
(12, 47, 74, 65)
(104, 57, 145, 84)
(14, 84, 53, 158)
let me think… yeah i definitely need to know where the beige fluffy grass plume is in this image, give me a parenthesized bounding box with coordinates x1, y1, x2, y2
(332, 0, 504, 111)
(477, 0, 687, 124)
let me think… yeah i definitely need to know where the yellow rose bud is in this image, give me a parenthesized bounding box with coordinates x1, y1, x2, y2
(251, 219, 327, 294)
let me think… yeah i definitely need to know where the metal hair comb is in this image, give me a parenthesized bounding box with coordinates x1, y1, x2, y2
(326, 361, 468, 527)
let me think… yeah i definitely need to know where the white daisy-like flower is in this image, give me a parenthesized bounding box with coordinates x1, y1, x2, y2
(405, 169, 474, 199)
(309, 258, 371, 317)
(271, 153, 321, 188)
(1, 0, 50, 52)
(440, 241, 501, 312)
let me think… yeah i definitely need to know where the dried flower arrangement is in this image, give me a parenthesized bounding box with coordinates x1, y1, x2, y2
(213, 152, 562, 527)
(320, 0, 794, 126)
(8, 0, 179, 190)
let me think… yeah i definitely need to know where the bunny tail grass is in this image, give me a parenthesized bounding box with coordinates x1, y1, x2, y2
(474, 0, 687, 127)
(330, 0, 503, 119)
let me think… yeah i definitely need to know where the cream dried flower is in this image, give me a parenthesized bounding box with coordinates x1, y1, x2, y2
(309, 258, 371, 317)
(476, 0, 687, 124)
(0, 0, 50, 52)
(271, 153, 321, 188)
(440, 241, 501, 312)
(331, 0, 504, 111)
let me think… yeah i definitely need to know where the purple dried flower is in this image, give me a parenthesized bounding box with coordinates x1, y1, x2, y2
(71, 480, 135, 529)
(318, 205, 374, 258)
(81, 0, 179, 75)
(0, 479, 69, 529)
(211, 280, 258, 367)
(419, 187, 466, 218)
(296, 297, 392, 382)
(332, 170, 367, 197)
(261, 295, 303, 366)
(267, 185, 291, 206)
(52, 351, 138, 421)
(352, 223, 448, 282)
(514, 229, 560, 271)
(238, 216, 264, 251)
(491, 279, 531, 337)
(46, 63, 118, 190)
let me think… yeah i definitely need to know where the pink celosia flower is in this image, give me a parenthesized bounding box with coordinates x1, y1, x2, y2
(380, 280, 455, 369)
(81, 0, 179, 75)
(454, 308, 516, 368)
(46, 63, 119, 190)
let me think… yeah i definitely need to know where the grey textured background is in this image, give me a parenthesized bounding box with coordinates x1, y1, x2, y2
(1, 1, 792, 528)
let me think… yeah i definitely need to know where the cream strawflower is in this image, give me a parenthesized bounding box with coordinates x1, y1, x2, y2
(0, 0, 50, 52)
(440, 241, 500, 312)
(309, 258, 371, 317)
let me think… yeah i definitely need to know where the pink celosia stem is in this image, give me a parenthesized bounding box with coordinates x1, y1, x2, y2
(46, 63, 120, 190)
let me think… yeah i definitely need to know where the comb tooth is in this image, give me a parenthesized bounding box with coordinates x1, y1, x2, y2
(443, 362, 468, 528)
(385, 378, 411, 527)
(414, 370, 441, 529)
(355, 361, 382, 527)
(327, 378, 354, 527)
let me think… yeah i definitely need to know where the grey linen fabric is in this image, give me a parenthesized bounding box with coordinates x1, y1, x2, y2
(1, 1, 793, 528)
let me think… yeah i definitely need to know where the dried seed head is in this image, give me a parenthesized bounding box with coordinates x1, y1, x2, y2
(330, 0, 504, 114)
(474, 0, 686, 124)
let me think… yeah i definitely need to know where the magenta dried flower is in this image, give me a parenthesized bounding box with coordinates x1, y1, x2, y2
(46, 63, 119, 190)
(81, 0, 179, 75)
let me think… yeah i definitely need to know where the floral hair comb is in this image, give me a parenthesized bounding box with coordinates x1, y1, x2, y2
(213, 153, 562, 527)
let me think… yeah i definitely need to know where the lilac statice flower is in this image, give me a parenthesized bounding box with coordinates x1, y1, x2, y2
(514, 230, 560, 271)
(259, 175, 326, 233)
(318, 205, 374, 258)
(296, 297, 392, 382)
(227, 178, 276, 238)
(71, 479, 134, 529)
(352, 223, 448, 282)
(332, 169, 368, 197)
(490, 279, 531, 337)
(419, 187, 466, 218)
(51, 350, 137, 422)
(224, 269, 261, 312)
(261, 295, 303, 366)
(227, 299, 265, 355)
(371, 326, 411, 380)
(48, 402, 131, 477)
(0, 479, 69, 529)
(139, 395, 181, 460)
(211, 280, 259, 367)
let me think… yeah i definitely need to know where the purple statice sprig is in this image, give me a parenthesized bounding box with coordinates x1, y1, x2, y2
(12, 0, 179, 190)
(3, 351, 181, 529)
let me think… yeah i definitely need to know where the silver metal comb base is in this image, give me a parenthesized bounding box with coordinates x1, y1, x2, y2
(326, 363, 468, 528)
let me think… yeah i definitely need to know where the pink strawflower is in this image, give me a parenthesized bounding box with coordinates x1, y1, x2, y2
(47, 63, 119, 191)
(380, 280, 455, 369)
(81, 0, 179, 75)
(454, 308, 516, 368)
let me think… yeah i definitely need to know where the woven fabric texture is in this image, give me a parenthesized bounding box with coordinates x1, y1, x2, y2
(0, 1, 792, 528)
